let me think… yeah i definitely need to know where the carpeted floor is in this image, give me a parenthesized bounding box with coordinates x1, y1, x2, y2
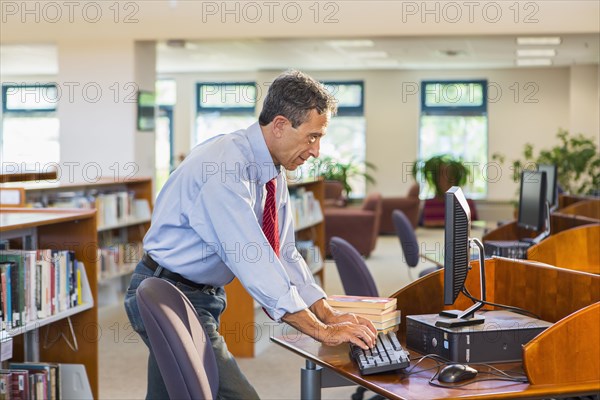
(98, 228, 464, 399)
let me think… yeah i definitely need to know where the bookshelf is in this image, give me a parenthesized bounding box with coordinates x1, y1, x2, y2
(0, 177, 153, 305)
(0, 207, 99, 399)
(220, 178, 326, 357)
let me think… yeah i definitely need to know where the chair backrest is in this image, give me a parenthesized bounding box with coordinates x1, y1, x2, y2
(136, 277, 219, 400)
(392, 209, 420, 267)
(330, 236, 379, 297)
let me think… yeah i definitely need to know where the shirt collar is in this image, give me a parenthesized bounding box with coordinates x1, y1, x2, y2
(247, 122, 280, 185)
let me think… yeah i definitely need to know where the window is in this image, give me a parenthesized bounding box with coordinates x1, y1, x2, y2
(311, 81, 367, 198)
(194, 82, 256, 145)
(155, 80, 176, 194)
(1, 84, 60, 167)
(418, 80, 488, 198)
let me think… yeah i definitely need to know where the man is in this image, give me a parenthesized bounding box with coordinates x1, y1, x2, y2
(124, 70, 376, 399)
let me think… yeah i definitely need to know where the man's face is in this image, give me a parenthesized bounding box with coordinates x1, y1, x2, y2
(273, 109, 329, 171)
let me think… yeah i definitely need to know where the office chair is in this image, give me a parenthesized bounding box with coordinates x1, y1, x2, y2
(392, 210, 441, 278)
(136, 277, 219, 400)
(330, 236, 379, 297)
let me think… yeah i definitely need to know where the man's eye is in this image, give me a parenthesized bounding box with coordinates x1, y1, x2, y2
(308, 136, 317, 144)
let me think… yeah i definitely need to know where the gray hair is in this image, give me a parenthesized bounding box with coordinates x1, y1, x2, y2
(259, 70, 337, 128)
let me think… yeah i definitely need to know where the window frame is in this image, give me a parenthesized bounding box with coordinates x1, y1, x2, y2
(322, 80, 364, 117)
(2, 83, 58, 114)
(420, 80, 487, 116)
(196, 82, 257, 114)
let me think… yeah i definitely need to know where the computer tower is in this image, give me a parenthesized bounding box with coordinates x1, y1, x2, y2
(483, 240, 531, 259)
(406, 310, 552, 363)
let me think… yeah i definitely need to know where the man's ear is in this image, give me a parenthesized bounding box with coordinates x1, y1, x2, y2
(271, 115, 289, 138)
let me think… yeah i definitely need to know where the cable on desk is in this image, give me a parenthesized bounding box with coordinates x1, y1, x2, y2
(462, 287, 542, 320)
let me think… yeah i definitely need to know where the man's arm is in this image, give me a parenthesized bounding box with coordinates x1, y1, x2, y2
(282, 306, 376, 350)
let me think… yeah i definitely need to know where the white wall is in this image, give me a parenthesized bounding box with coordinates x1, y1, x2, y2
(570, 65, 600, 138)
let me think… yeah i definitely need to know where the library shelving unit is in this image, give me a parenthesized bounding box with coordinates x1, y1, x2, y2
(0, 207, 99, 399)
(1, 177, 153, 305)
(220, 178, 326, 358)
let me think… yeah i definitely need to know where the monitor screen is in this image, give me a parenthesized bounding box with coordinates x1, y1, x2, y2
(518, 170, 547, 231)
(537, 164, 557, 208)
(443, 186, 471, 306)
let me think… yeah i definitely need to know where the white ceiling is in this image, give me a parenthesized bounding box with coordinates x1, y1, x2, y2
(1, 34, 598, 76)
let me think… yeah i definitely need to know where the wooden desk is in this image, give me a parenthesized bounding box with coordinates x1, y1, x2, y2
(559, 199, 600, 220)
(527, 224, 600, 274)
(482, 212, 599, 242)
(272, 258, 600, 399)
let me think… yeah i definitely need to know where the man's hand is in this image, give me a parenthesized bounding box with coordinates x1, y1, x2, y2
(309, 299, 377, 336)
(317, 322, 377, 349)
(282, 308, 376, 350)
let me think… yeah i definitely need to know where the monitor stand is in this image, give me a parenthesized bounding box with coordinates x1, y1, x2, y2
(435, 238, 486, 328)
(437, 309, 485, 328)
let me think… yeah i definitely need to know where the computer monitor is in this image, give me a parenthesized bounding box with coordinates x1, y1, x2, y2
(518, 170, 548, 232)
(436, 187, 487, 328)
(537, 164, 558, 210)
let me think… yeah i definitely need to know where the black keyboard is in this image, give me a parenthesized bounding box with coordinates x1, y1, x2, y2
(349, 331, 410, 375)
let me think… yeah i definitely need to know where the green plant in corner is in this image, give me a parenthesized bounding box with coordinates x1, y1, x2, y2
(310, 156, 377, 198)
(412, 154, 471, 198)
(492, 129, 600, 196)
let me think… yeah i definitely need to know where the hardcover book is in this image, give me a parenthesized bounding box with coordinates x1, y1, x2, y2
(327, 295, 396, 310)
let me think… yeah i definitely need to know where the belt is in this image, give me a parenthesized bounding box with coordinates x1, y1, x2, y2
(142, 253, 210, 291)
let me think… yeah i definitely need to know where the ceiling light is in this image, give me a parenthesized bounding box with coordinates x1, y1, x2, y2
(516, 37, 562, 45)
(350, 51, 389, 59)
(516, 59, 553, 66)
(517, 49, 557, 57)
(438, 50, 467, 57)
(326, 40, 375, 48)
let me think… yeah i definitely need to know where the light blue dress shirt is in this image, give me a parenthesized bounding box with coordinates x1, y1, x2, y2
(144, 122, 326, 321)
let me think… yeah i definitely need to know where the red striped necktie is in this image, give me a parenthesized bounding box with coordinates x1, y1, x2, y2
(262, 178, 280, 257)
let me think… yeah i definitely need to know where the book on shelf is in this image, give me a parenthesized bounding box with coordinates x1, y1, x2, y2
(8, 362, 59, 400)
(326, 295, 396, 311)
(7, 369, 30, 400)
(0, 250, 87, 330)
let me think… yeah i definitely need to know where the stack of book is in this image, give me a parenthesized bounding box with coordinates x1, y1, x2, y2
(327, 295, 401, 331)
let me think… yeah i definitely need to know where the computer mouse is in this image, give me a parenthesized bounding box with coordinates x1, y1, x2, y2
(438, 364, 478, 383)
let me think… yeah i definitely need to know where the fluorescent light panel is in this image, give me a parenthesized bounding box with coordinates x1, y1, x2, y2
(517, 49, 557, 57)
(516, 58, 553, 66)
(517, 37, 562, 45)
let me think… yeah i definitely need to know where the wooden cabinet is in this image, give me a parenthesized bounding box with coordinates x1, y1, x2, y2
(0, 208, 99, 398)
(220, 178, 326, 357)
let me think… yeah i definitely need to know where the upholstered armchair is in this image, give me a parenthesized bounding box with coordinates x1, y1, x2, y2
(323, 180, 347, 208)
(379, 183, 421, 234)
(324, 192, 382, 257)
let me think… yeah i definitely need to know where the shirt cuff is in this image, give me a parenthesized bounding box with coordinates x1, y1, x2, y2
(296, 283, 327, 309)
(270, 286, 309, 322)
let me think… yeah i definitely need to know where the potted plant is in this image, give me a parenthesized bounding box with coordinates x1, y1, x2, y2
(493, 129, 600, 196)
(310, 156, 377, 199)
(412, 154, 471, 198)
